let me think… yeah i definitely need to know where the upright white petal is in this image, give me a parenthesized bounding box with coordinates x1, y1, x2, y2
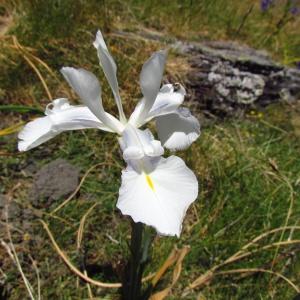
(129, 83, 185, 127)
(140, 50, 167, 103)
(61, 67, 123, 134)
(156, 107, 200, 151)
(61, 67, 103, 116)
(93, 30, 126, 123)
(129, 50, 167, 127)
(117, 156, 198, 237)
(18, 98, 110, 151)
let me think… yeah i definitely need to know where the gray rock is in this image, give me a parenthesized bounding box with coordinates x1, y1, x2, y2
(29, 159, 79, 208)
(175, 40, 300, 118)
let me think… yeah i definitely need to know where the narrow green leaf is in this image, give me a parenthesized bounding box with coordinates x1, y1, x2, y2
(0, 105, 44, 114)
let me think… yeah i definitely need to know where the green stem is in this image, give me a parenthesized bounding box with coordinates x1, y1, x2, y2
(122, 222, 144, 300)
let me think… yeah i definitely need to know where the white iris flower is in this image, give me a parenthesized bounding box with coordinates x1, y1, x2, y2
(18, 30, 200, 237)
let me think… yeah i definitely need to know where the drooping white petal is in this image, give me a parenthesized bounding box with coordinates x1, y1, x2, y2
(119, 125, 164, 162)
(117, 155, 198, 237)
(18, 117, 54, 152)
(156, 107, 200, 151)
(61, 67, 123, 134)
(129, 50, 167, 127)
(93, 30, 126, 123)
(18, 98, 110, 151)
(129, 83, 185, 127)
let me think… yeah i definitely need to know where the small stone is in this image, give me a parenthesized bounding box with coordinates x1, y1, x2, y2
(29, 159, 80, 208)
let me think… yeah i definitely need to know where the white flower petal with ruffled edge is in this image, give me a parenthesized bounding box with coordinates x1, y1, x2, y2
(129, 50, 167, 127)
(148, 83, 185, 118)
(130, 83, 186, 127)
(119, 125, 164, 161)
(93, 30, 126, 123)
(61, 67, 123, 134)
(156, 107, 200, 151)
(117, 155, 198, 237)
(18, 98, 110, 151)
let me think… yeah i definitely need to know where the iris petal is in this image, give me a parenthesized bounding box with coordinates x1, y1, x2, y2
(129, 83, 186, 127)
(18, 98, 109, 151)
(119, 125, 164, 163)
(93, 30, 126, 123)
(129, 51, 167, 127)
(156, 107, 200, 151)
(117, 155, 198, 237)
(61, 67, 123, 133)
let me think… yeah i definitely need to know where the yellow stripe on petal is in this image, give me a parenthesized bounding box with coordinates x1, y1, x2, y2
(145, 174, 155, 191)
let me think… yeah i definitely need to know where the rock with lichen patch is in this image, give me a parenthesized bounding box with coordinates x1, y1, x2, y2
(173, 40, 300, 118)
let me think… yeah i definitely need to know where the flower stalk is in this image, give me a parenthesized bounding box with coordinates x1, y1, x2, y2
(122, 222, 143, 300)
(122, 222, 154, 300)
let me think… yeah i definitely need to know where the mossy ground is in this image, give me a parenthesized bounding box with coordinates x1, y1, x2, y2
(0, 1, 300, 299)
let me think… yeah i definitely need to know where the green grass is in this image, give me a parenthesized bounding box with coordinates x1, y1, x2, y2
(0, 1, 300, 299)
(1, 107, 299, 299)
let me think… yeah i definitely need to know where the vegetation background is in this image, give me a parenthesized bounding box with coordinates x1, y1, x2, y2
(0, 0, 299, 299)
